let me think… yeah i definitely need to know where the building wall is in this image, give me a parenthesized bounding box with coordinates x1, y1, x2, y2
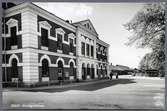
(2, 2, 109, 85)
(75, 25, 109, 80)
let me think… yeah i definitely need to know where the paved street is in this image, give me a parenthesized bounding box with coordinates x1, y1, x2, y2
(3, 75, 165, 110)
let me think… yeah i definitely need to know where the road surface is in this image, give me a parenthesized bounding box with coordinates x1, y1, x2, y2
(3, 75, 165, 109)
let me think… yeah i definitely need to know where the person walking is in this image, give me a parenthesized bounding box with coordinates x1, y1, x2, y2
(116, 72, 119, 79)
(110, 71, 113, 80)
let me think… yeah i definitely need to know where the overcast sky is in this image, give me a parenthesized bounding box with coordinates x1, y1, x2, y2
(34, 2, 151, 68)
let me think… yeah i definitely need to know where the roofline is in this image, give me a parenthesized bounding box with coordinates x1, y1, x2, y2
(31, 2, 76, 28)
(4, 2, 76, 31)
(97, 39, 110, 47)
(73, 19, 98, 35)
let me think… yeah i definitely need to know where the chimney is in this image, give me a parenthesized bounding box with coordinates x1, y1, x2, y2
(66, 20, 70, 23)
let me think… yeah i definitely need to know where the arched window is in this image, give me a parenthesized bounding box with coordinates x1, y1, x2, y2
(70, 62, 75, 77)
(87, 64, 90, 76)
(58, 60, 64, 79)
(82, 63, 86, 80)
(101, 65, 103, 78)
(42, 59, 49, 77)
(91, 64, 95, 79)
(11, 58, 18, 78)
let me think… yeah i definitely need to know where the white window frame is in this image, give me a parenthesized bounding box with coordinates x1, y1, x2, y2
(81, 42, 86, 56)
(6, 18, 19, 49)
(39, 21, 52, 51)
(68, 33, 76, 46)
(56, 28, 65, 53)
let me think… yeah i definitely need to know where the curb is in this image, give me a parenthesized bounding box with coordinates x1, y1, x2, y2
(3, 79, 111, 91)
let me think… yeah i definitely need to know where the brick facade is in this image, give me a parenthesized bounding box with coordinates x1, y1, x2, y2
(2, 2, 109, 86)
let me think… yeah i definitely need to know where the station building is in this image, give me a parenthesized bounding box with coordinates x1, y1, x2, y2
(2, 2, 110, 86)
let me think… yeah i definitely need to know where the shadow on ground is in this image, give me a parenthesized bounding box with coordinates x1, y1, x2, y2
(27, 79, 136, 93)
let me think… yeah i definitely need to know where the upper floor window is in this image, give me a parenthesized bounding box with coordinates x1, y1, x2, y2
(41, 28, 48, 47)
(69, 38, 73, 52)
(10, 26, 17, 46)
(39, 21, 52, 49)
(104, 48, 107, 56)
(91, 45, 94, 57)
(86, 44, 89, 56)
(57, 33, 63, 50)
(6, 18, 19, 48)
(101, 47, 103, 55)
(81, 42, 85, 55)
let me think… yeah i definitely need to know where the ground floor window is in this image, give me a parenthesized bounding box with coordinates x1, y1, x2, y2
(58, 61, 64, 80)
(70, 62, 75, 77)
(42, 59, 49, 77)
(11, 58, 18, 78)
(82, 63, 86, 80)
(91, 67, 95, 79)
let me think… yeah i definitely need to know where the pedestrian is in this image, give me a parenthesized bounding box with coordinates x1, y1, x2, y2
(116, 73, 119, 79)
(58, 72, 62, 85)
(110, 71, 113, 80)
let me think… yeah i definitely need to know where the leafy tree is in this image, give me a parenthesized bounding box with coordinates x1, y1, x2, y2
(124, 3, 166, 76)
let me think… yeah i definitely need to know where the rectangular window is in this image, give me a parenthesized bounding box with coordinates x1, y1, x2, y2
(86, 44, 89, 56)
(57, 33, 63, 50)
(81, 42, 85, 55)
(41, 28, 48, 47)
(10, 26, 17, 45)
(91, 45, 94, 57)
(69, 38, 73, 52)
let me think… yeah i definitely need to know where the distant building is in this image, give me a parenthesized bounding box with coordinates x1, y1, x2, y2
(109, 64, 133, 75)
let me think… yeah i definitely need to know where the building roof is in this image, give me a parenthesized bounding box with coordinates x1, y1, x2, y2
(73, 19, 98, 36)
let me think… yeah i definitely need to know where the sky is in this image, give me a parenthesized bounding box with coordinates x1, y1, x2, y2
(34, 2, 151, 68)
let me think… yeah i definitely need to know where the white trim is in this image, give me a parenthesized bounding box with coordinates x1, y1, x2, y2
(99, 64, 103, 69)
(68, 33, 76, 46)
(4, 3, 76, 32)
(41, 46, 48, 50)
(40, 55, 51, 66)
(56, 57, 65, 66)
(12, 78, 19, 82)
(2, 34, 10, 38)
(69, 52, 74, 56)
(42, 77, 49, 82)
(56, 28, 68, 45)
(2, 48, 77, 59)
(11, 63, 70, 68)
(39, 21, 51, 49)
(9, 54, 20, 67)
(11, 45, 18, 50)
(69, 76, 74, 80)
(6, 18, 19, 37)
(68, 33, 75, 39)
(57, 49, 63, 53)
(56, 28, 65, 34)
(49, 36, 57, 41)
(39, 21, 52, 29)
(2, 63, 23, 67)
(68, 59, 76, 67)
